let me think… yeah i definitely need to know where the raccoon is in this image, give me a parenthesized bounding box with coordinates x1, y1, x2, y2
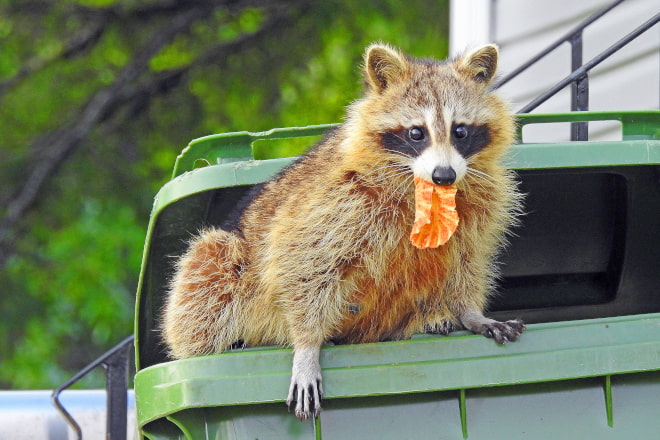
(162, 43, 524, 421)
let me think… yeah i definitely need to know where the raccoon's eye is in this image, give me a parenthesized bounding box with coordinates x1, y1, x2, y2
(453, 125, 469, 139)
(409, 127, 425, 141)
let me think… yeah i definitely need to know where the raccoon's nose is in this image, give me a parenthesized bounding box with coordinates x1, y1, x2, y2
(432, 166, 456, 185)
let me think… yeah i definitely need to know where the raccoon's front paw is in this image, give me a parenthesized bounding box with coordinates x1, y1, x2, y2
(481, 319, 525, 344)
(460, 310, 525, 344)
(286, 346, 323, 421)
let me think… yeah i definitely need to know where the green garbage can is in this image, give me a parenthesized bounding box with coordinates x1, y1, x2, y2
(134, 111, 660, 439)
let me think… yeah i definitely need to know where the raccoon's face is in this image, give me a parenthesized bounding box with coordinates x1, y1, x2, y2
(359, 43, 509, 186)
(379, 110, 492, 185)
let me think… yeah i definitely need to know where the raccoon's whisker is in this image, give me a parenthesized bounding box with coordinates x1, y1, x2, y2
(378, 168, 413, 184)
(464, 168, 494, 193)
(389, 169, 413, 178)
(375, 174, 410, 191)
(377, 163, 411, 174)
(389, 174, 410, 189)
(383, 147, 414, 160)
(464, 175, 488, 193)
(466, 165, 492, 178)
(369, 161, 410, 173)
(365, 169, 402, 183)
(356, 164, 404, 182)
(376, 130, 419, 158)
(401, 177, 414, 194)
(466, 167, 494, 183)
(387, 132, 421, 157)
(364, 163, 412, 181)
(389, 173, 414, 199)
(394, 179, 414, 203)
(466, 170, 488, 184)
(378, 163, 410, 170)
(363, 164, 397, 177)
(362, 163, 413, 198)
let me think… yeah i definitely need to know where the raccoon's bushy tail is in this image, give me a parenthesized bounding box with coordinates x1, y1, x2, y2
(162, 227, 246, 359)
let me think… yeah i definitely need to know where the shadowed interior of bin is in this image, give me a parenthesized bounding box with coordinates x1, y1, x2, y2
(138, 163, 659, 368)
(496, 170, 625, 309)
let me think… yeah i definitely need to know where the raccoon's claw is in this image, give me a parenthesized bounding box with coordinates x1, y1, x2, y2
(423, 320, 456, 335)
(460, 311, 525, 344)
(286, 379, 323, 421)
(286, 346, 323, 421)
(482, 319, 525, 344)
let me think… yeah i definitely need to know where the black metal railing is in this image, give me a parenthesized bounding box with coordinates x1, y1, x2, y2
(52, 335, 134, 440)
(494, 0, 659, 141)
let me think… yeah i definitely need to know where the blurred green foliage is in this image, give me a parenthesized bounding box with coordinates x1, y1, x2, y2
(0, 0, 448, 388)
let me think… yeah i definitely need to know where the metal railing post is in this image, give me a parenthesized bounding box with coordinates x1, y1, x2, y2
(104, 341, 131, 440)
(570, 30, 589, 140)
(52, 335, 134, 440)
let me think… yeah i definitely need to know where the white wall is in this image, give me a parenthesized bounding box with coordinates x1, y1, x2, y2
(451, 0, 659, 141)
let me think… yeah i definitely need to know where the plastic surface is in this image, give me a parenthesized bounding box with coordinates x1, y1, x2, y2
(136, 315, 660, 439)
(134, 111, 660, 439)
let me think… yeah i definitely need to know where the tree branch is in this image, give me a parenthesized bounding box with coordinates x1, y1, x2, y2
(0, 5, 210, 261)
(0, 18, 107, 99)
(0, 1, 301, 264)
(116, 4, 297, 106)
(0, 0, 225, 99)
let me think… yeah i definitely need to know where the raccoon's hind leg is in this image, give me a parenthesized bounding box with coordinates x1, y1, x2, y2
(459, 310, 525, 344)
(162, 227, 246, 359)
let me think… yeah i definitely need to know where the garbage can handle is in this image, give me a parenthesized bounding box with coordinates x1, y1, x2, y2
(172, 124, 337, 178)
(516, 110, 659, 143)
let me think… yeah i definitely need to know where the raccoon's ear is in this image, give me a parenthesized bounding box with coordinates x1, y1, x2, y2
(458, 44, 499, 84)
(364, 43, 409, 93)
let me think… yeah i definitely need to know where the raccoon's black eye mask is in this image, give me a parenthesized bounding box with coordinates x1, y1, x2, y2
(380, 127, 429, 158)
(379, 122, 490, 159)
(451, 123, 490, 158)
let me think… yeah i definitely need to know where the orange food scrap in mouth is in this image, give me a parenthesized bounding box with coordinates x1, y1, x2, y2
(410, 177, 459, 249)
